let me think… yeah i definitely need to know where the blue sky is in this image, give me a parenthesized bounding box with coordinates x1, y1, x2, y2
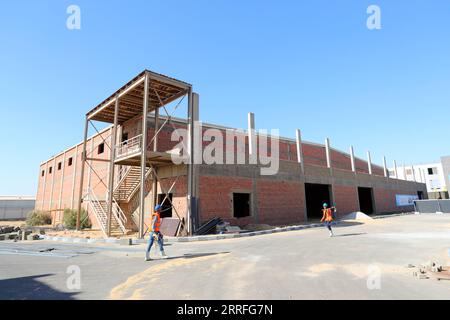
(0, 0, 449, 195)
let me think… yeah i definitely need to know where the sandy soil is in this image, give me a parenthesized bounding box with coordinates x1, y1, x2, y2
(0, 220, 27, 228)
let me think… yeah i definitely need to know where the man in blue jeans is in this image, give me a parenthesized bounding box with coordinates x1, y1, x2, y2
(145, 204, 168, 261)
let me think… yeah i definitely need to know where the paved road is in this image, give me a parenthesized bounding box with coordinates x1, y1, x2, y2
(1, 214, 450, 299)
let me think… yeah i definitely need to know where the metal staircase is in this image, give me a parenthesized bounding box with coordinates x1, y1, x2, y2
(113, 166, 151, 202)
(87, 188, 128, 237)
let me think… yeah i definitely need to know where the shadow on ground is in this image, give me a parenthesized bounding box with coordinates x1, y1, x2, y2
(334, 221, 365, 228)
(332, 232, 367, 237)
(165, 251, 230, 261)
(0, 274, 78, 300)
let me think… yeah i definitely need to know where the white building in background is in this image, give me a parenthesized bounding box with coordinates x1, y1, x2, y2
(0, 196, 36, 220)
(388, 162, 448, 199)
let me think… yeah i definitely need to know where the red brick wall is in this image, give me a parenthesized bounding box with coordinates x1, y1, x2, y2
(333, 185, 359, 216)
(199, 175, 305, 226)
(257, 179, 305, 225)
(373, 188, 415, 213)
(199, 175, 254, 226)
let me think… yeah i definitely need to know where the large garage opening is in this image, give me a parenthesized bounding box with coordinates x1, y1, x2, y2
(358, 187, 374, 214)
(305, 183, 332, 220)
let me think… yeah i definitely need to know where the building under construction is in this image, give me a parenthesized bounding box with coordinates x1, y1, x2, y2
(35, 70, 427, 238)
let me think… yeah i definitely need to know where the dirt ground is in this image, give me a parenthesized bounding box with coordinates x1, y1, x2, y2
(0, 220, 27, 228)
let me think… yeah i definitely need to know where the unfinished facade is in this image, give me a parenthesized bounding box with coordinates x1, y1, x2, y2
(35, 70, 428, 237)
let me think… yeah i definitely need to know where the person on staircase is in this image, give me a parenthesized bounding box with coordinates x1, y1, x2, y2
(145, 204, 168, 261)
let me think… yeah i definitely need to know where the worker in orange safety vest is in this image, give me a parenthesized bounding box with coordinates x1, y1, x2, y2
(320, 203, 336, 237)
(145, 204, 168, 261)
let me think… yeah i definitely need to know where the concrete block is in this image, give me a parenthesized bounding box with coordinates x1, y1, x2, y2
(26, 234, 39, 241)
(119, 238, 133, 246)
(9, 232, 20, 240)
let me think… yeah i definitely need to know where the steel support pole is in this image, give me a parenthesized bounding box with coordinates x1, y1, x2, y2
(77, 117, 89, 230)
(139, 72, 150, 239)
(187, 89, 199, 235)
(106, 96, 120, 237)
(152, 106, 159, 211)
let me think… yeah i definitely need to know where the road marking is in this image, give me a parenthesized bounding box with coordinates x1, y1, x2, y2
(109, 252, 230, 300)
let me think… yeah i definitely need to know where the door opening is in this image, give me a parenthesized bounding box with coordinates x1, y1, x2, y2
(305, 183, 332, 220)
(358, 187, 374, 214)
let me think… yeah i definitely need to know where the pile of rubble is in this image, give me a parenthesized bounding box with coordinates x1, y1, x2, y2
(410, 261, 450, 281)
(0, 225, 43, 241)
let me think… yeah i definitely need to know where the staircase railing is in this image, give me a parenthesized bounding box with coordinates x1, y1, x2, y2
(116, 134, 142, 159)
(112, 197, 127, 234)
(87, 188, 128, 237)
(87, 188, 108, 237)
(126, 167, 152, 203)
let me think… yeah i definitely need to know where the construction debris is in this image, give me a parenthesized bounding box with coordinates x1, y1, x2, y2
(195, 218, 223, 235)
(0, 225, 42, 241)
(119, 238, 133, 246)
(411, 261, 450, 281)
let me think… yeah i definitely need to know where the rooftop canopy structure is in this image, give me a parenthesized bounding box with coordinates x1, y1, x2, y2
(77, 70, 199, 238)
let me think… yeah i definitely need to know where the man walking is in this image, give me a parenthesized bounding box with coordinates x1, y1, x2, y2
(145, 204, 168, 261)
(320, 203, 335, 237)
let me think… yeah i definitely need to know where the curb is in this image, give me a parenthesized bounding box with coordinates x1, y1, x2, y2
(40, 221, 342, 244)
(40, 212, 414, 245)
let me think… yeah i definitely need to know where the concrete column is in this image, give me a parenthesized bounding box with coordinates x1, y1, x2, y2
(295, 129, 304, 173)
(187, 91, 200, 234)
(248, 112, 257, 165)
(77, 117, 89, 230)
(383, 156, 388, 178)
(58, 152, 67, 209)
(48, 157, 56, 210)
(41, 161, 49, 210)
(70, 145, 79, 210)
(367, 151, 372, 175)
(325, 138, 331, 169)
(403, 163, 407, 181)
(86, 138, 94, 211)
(411, 165, 416, 182)
(296, 129, 307, 222)
(393, 160, 398, 179)
(350, 146, 356, 172)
